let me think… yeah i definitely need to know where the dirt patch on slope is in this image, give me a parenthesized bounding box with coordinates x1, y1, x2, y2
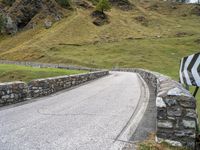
(134, 16, 148, 26)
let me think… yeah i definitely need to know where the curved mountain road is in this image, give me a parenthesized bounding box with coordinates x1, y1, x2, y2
(0, 72, 151, 150)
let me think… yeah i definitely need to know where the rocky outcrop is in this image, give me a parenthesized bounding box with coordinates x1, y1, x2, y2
(1, 0, 69, 34)
(91, 10, 109, 26)
(109, 0, 133, 10)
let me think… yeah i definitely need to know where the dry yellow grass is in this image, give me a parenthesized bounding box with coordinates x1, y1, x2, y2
(0, 0, 199, 62)
(137, 133, 188, 150)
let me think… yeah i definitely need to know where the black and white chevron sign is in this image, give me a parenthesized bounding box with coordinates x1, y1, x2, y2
(179, 52, 200, 87)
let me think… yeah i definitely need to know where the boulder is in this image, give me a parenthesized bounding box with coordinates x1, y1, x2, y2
(4, 14, 18, 34)
(44, 20, 52, 29)
(109, 0, 133, 10)
(91, 10, 109, 26)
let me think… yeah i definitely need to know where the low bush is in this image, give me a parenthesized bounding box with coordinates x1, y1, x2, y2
(2, 0, 15, 6)
(56, 0, 71, 8)
(96, 0, 111, 13)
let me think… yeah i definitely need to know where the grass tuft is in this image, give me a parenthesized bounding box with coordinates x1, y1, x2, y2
(138, 133, 188, 150)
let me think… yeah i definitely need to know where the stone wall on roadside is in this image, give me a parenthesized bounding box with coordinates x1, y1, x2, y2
(28, 71, 108, 98)
(0, 71, 109, 106)
(0, 82, 28, 106)
(0, 60, 98, 71)
(113, 68, 198, 149)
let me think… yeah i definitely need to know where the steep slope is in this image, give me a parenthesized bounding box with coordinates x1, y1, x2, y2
(0, 0, 71, 34)
(0, 0, 199, 76)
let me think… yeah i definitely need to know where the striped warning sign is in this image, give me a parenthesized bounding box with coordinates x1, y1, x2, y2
(180, 52, 200, 87)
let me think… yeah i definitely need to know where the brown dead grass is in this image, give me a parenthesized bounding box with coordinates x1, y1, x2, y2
(137, 133, 188, 150)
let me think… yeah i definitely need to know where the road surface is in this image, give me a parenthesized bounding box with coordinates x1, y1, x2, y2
(0, 72, 149, 150)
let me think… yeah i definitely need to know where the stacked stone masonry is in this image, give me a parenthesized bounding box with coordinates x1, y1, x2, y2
(113, 68, 198, 149)
(28, 71, 108, 98)
(0, 82, 27, 106)
(0, 71, 109, 105)
(0, 60, 98, 71)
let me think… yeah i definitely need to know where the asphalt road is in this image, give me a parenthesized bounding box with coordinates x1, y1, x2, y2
(0, 72, 149, 150)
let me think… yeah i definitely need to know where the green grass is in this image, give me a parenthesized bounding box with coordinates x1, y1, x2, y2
(0, 64, 86, 82)
(190, 87, 200, 133)
(38, 36, 199, 79)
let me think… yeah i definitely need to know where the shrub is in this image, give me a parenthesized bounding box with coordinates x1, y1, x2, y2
(56, 0, 71, 8)
(96, 0, 111, 13)
(2, 0, 15, 6)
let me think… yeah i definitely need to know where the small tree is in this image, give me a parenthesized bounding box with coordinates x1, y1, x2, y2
(96, 0, 111, 13)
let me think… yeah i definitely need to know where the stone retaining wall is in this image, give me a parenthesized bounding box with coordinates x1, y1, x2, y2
(113, 68, 198, 149)
(0, 82, 28, 106)
(28, 71, 108, 98)
(0, 60, 98, 71)
(0, 71, 109, 106)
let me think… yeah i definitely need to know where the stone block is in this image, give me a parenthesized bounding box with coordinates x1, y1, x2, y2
(182, 119, 196, 129)
(175, 130, 196, 138)
(185, 109, 197, 119)
(179, 101, 196, 109)
(167, 87, 192, 97)
(164, 99, 177, 106)
(156, 97, 166, 108)
(157, 120, 173, 128)
(167, 107, 182, 117)
(2, 95, 10, 99)
(156, 136, 183, 147)
(157, 108, 167, 119)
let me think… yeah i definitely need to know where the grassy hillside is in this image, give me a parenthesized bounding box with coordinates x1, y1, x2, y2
(0, 64, 86, 82)
(0, 1, 199, 77)
(0, 1, 199, 83)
